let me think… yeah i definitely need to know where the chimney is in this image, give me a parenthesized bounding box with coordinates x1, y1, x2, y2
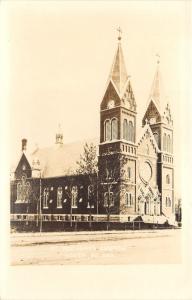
(22, 138, 27, 152)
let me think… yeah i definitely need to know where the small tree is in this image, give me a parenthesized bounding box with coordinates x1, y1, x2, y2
(76, 142, 98, 175)
(76, 142, 98, 228)
(99, 150, 128, 230)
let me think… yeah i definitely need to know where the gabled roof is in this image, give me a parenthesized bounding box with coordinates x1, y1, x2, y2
(121, 79, 137, 111)
(142, 99, 162, 126)
(12, 138, 99, 178)
(137, 123, 160, 153)
(11, 151, 32, 173)
(108, 41, 128, 95)
(161, 101, 173, 126)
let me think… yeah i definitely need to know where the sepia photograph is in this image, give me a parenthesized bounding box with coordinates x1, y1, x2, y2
(0, 1, 191, 299)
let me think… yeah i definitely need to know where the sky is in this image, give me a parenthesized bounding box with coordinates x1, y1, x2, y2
(1, 1, 190, 197)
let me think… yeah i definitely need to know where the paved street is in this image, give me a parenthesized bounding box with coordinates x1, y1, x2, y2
(11, 229, 182, 265)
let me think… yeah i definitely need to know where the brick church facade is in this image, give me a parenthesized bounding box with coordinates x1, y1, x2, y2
(10, 35, 175, 230)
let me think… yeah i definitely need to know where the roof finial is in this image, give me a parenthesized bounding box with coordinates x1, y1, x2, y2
(56, 123, 63, 144)
(156, 53, 160, 65)
(117, 26, 122, 41)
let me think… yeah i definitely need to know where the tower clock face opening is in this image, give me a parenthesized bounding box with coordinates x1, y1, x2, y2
(139, 161, 152, 184)
(107, 99, 115, 109)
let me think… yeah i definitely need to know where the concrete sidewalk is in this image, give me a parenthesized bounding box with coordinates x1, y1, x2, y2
(11, 229, 179, 247)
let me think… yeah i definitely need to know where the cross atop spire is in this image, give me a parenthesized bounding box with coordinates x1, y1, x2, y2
(117, 26, 122, 41)
(156, 53, 160, 65)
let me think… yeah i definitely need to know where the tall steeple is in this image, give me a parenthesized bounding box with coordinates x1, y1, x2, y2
(149, 55, 163, 109)
(109, 27, 128, 95)
(99, 29, 137, 218)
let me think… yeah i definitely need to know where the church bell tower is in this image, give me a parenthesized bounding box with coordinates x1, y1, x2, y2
(98, 29, 137, 217)
(142, 59, 174, 218)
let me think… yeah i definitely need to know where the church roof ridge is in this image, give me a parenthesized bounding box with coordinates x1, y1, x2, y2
(11, 137, 99, 177)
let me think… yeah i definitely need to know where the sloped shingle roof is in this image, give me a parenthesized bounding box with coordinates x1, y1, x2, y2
(13, 138, 99, 178)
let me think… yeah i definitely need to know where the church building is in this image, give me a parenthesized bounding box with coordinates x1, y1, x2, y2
(10, 33, 175, 230)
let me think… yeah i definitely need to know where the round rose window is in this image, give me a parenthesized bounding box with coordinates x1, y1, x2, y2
(139, 161, 152, 184)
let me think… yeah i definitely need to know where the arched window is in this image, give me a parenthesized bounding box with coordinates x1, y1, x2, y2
(71, 186, 78, 208)
(110, 192, 114, 206)
(163, 133, 167, 151)
(170, 139, 173, 153)
(153, 132, 159, 146)
(166, 197, 171, 207)
(57, 186, 63, 208)
(17, 183, 22, 202)
(167, 135, 171, 153)
(166, 174, 170, 184)
(123, 119, 128, 140)
(88, 184, 94, 200)
(43, 188, 49, 209)
(16, 177, 30, 203)
(125, 193, 129, 206)
(127, 167, 131, 180)
(125, 193, 132, 207)
(104, 192, 108, 207)
(104, 120, 111, 141)
(104, 192, 114, 207)
(156, 199, 161, 216)
(129, 193, 132, 206)
(111, 118, 118, 140)
(128, 121, 134, 142)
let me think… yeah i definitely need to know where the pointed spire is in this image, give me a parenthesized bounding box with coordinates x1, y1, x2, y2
(149, 55, 163, 108)
(109, 28, 128, 94)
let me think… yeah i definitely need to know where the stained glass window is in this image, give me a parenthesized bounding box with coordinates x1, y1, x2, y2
(163, 133, 167, 151)
(128, 121, 134, 142)
(123, 119, 128, 140)
(111, 118, 118, 140)
(72, 186, 78, 207)
(57, 186, 63, 208)
(104, 192, 114, 207)
(153, 132, 159, 146)
(166, 174, 170, 184)
(125, 192, 132, 207)
(104, 120, 111, 141)
(167, 134, 171, 153)
(127, 167, 131, 179)
(43, 188, 49, 208)
(16, 176, 31, 203)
